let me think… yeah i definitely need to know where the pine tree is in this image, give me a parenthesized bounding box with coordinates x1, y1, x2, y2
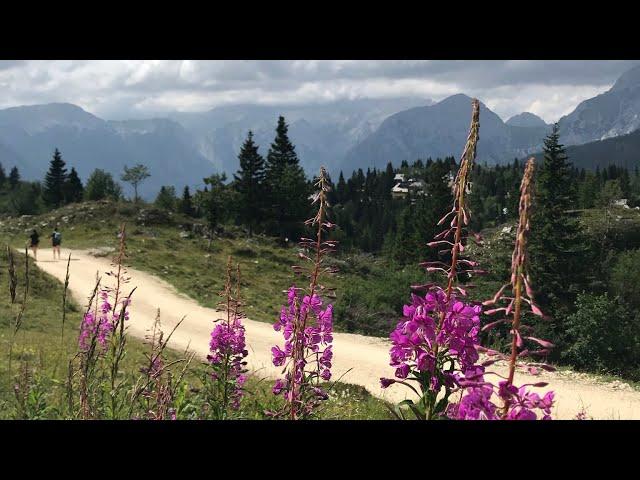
(9, 166, 20, 189)
(264, 116, 309, 242)
(155, 186, 177, 211)
(180, 186, 194, 216)
(200, 173, 234, 248)
(64, 167, 84, 204)
(336, 171, 347, 204)
(234, 131, 265, 236)
(529, 124, 588, 349)
(42, 148, 68, 208)
(0, 162, 6, 189)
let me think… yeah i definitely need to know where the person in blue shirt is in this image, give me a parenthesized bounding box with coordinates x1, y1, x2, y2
(51, 227, 62, 260)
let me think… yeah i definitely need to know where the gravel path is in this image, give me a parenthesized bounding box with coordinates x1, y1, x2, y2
(32, 247, 640, 420)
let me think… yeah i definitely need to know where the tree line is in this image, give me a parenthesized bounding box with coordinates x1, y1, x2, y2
(0, 151, 151, 215)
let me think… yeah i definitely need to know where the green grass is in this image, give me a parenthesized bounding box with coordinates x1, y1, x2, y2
(0, 241, 392, 419)
(0, 250, 176, 418)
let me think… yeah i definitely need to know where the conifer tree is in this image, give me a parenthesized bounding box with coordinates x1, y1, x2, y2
(0, 162, 6, 189)
(42, 148, 68, 208)
(9, 166, 20, 189)
(64, 167, 84, 204)
(529, 124, 588, 347)
(234, 131, 265, 236)
(264, 116, 309, 242)
(180, 186, 194, 217)
(155, 186, 177, 211)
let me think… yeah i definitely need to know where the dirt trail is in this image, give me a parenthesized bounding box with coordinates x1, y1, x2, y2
(31, 247, 640, 420)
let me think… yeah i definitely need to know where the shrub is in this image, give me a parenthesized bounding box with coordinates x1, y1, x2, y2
(610, 249, 640, 309)
(562, 293, 640, 378)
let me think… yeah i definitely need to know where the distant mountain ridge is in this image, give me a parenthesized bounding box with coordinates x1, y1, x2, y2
(167, 97, 434, 174)
(3, 64, 640, 197)
(558, 65, 640, 145)
(0, 98, 433, 198)
(506, 112, 548, 128)
(343, 94, 550, 170)
(0, 104, 213, 199)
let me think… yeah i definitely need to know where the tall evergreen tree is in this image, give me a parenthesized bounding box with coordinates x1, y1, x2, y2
(180, 186, 194, 216)
(64, 167, 84, 203)
(42, 148, 68, 208)
(199, 173, 235, 248)
(9, 166, 20, 189)
(233, 131, 265, 236)
(0, 162, 6, 189)
(529, 124, 588, 349)
(264, 116, 309, 242)
(155, 186, 177, 211)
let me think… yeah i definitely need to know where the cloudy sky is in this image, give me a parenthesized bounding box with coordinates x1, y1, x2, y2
(0, 60, 638, 123)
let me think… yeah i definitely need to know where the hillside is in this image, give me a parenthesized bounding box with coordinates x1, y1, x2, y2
(531, 127, 640, 171)
(0, 223, 391, 419)
(4, 200, 640, 419)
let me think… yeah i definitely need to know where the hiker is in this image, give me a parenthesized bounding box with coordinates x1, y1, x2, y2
(51, 227, 62, 260)
(29, 229, 40, 261)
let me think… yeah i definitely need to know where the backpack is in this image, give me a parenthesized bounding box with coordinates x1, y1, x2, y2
(54, 232, 62, 242)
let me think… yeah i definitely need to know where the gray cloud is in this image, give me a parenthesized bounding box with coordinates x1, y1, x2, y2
(0, 60, 638, 123)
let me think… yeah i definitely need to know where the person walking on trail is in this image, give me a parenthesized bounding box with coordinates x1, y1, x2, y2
(51, 227, 62, 260)
(29, 229, 40, 261)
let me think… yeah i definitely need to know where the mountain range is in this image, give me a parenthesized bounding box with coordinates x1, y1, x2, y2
(2, 64, 640, 198)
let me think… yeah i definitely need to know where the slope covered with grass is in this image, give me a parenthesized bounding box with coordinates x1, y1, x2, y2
(0, 236, 392, 419)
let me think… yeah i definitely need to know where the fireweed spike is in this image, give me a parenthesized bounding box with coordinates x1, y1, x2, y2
(270, 167, 336, 420)
(450, 158, 555, 420)
(381, 99, 485, 420)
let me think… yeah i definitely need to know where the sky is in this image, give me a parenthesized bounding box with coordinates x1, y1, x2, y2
(0, 60, 638, 123)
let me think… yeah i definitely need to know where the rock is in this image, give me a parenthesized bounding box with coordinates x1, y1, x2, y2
(62, 216, 70, 223)
(136, 208, 172, 226)
(87, 246, 116, 258)
(179, 231, 191, 239)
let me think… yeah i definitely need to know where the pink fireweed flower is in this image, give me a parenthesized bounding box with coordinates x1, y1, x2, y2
(208, 258, 249, 415)
(78, 290, 125, 352)
(207, 318, 248, 410)
(381, 288, 482, 398)
(271, 285, 334, 413)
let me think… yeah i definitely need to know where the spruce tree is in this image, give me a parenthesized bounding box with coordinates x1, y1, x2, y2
(264, 116, 309, 242)
(9, 166, 20, 189)
(529, 124, 588, 348)
(234, 131, 265, 236)
(155, 186, 177, 211)
(64, 167, 84, 204)
(0, 162, 6, 189)
(43, 149, 68, 208)
(336, 171, 347, 204)
(180, 186, 194, 217)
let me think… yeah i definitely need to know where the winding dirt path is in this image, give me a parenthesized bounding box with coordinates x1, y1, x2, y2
(31, 247, 640, 419)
